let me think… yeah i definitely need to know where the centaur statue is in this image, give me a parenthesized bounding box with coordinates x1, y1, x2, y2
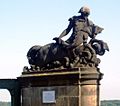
(25, 6, 109, 71)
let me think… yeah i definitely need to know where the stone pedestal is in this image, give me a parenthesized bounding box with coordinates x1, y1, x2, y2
(18, 67, 103, 106)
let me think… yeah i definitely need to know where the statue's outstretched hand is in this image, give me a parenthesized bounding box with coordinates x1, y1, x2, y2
(53, 37, 61, 44)
(53, 37, 58, 41)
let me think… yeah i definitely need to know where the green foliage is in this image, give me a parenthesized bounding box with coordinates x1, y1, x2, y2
(101, 100, 120, 106)
(0, 102, 11, 106)
(0, 100, 120, 106)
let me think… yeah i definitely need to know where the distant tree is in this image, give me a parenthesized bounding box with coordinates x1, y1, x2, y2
(101, 100, 120, 106)
(0, 102, 11, 106)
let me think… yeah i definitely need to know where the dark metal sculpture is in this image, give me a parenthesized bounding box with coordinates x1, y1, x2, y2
(24, 6, 109, 72)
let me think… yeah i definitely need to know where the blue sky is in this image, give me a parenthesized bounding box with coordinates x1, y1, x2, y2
(0, 0, 120, 101)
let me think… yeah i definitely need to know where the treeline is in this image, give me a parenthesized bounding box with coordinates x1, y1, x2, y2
(0, 102, 11, 106)
(101, 100, 120, 106)
(0, 100, 120, 106)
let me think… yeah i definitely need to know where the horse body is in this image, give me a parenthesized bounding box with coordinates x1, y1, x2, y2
(27, 42, 69, 69)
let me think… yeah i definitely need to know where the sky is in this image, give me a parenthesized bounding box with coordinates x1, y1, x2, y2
(0, 0, 120, 101)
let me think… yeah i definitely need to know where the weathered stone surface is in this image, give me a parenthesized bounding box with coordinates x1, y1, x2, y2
(81, 85, 98, 106)
(21, 86, 80, 106)
(18, 67, 103, 106)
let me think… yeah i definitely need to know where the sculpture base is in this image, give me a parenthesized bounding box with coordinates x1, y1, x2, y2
(18, 67, 103, 106)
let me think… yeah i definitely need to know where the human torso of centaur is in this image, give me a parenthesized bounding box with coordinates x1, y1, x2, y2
(66, 16, 93, 46)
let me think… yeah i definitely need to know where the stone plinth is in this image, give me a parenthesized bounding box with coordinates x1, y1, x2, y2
(18, 67, 103, 106)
